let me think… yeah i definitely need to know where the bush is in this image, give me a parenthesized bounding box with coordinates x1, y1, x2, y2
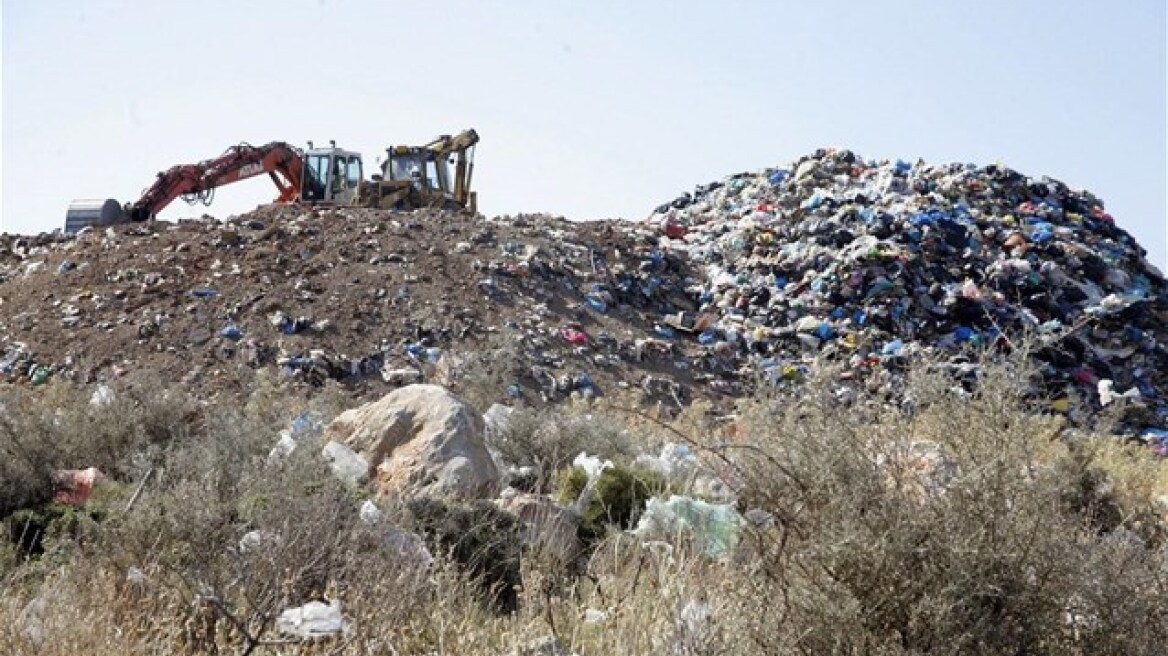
(1, 355, 1166, 654)
(0, 376, 194, 520)
(3, 503, 102, 558)
(555, 464, 666, 544)
(723, 356, 1168, 655)
(406, 497, 523, 613)
(493, 409, 636, 493)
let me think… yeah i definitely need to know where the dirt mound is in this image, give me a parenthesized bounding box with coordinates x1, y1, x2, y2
(0, 206, 702, 407)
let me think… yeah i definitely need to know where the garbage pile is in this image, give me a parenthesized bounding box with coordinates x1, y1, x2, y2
(647, 148, 1168, 437)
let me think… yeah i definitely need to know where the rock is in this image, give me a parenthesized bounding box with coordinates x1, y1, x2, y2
(325, 384, 499, 499)
(357, 500, 435, 567)
(321, 440, 369, 485)
(483, 403, 514, 441)
(499, 490, 582, 565)
(380, 525, 435, 569)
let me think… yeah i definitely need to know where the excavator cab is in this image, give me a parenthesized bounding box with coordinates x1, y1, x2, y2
(301, 141, 363, 204)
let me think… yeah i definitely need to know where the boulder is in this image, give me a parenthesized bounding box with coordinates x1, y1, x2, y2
(325, 384, 499, 499)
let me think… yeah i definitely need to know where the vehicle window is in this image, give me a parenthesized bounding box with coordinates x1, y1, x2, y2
(347, 157, 361, 187)
(332, 157, 345, 191)
(389, 155, 421, 182)
(307, 155, 329, 186)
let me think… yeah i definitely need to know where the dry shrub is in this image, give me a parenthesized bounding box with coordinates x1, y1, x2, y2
(492, 407, 637, 492)
(722, 355, 1168, 655)
(0, 374, 195, 520)
(406, 497, 524, 613)
(3, 353, 1168, 655)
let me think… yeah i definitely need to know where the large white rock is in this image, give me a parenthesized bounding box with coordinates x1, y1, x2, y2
(324, 384, 499, 499)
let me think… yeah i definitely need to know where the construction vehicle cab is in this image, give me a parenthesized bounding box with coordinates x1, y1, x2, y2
(302, 140, 363, 204)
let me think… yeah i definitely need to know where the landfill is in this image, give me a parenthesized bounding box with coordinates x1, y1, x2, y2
(2, 148, 1166, 447)
(646, 148, 1168, 440)
(0, 207, 705, 407)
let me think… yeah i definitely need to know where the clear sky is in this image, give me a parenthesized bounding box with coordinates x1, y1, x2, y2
(3, 0, 1165, 268)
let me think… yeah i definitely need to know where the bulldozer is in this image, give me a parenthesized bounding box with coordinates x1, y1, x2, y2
(64, 129, 479, 234)
(354, 129, 478, 214)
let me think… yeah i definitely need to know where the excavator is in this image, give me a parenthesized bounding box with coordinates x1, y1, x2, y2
(64, 129, 479, 234)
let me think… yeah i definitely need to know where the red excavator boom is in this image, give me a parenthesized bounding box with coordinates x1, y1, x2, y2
(122, 141, 316, 222)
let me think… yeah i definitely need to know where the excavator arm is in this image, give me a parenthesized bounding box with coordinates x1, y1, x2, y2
(424, 129, 478, 207)
(123, 142, 316, 222)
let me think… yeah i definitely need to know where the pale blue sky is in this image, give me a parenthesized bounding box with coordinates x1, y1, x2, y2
(3, 0, 1165, 268)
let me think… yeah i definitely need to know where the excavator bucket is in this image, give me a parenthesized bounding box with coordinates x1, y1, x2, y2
(64, 199, 127, 234)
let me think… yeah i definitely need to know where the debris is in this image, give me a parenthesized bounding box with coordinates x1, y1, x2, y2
(51, 467, 104, 506)
(647, 148, 1167, 438)
(89, 384, 116, 407)
(634, 495, 742, 560)
(275, 599, 347, 640)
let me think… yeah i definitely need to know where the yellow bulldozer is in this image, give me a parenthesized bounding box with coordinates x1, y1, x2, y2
(355, 129, 479, 214)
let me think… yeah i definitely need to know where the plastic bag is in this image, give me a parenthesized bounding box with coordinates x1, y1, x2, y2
(634, 495, 742, 560)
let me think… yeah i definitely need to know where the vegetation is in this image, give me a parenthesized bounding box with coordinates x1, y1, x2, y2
(1, 356, 1166, 654)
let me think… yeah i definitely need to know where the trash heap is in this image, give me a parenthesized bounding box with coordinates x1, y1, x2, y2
(647, 148, 1168, 439)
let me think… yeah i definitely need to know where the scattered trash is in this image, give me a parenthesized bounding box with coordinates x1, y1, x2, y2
(267, 411, 325, 462)
(359, 499, 383, 525)
(584, 607, 609, 624)
(238, 530, 280, 554)
(89, 384, 116, 407)
(572, 451, 614, 480)
(275, 599, 347, 640)
(634, 495, 742, 560)
(51, 467, 104, 506)
(560, 326, 589, 345)
(636, 442, 698, 481)
(381, 367, 423, 385)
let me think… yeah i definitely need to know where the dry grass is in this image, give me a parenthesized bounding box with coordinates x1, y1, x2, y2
(1, 354, 1167, 655)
